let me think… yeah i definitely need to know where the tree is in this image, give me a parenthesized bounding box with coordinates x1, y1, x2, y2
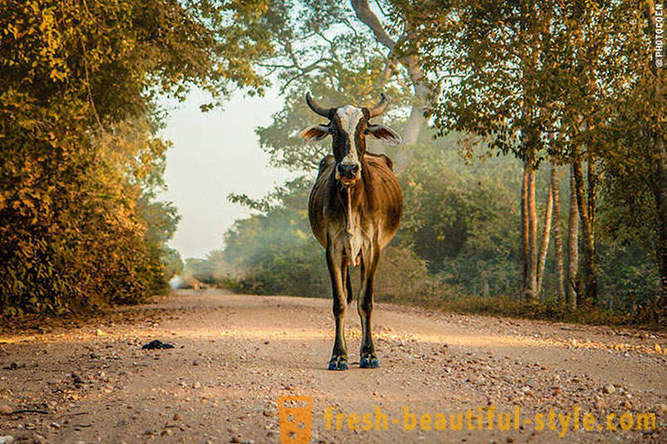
(566, 167, 581, 308)
(254, 0, 435, 173)
(551, 164, 565, 302)
(394, 0, 663, 309)
(399, 134, 524, 294)
(0, 0, 273, 313)
(393, 0, 568, 301)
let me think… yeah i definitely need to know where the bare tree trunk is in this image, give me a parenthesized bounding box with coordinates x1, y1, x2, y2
(537, 177, 554, 299)
(588, 159, 597, 230)
(527, 167, 538, 302)
(394, 55, 429, 172)
(552, 165, 565, 303)
(520, 166, 530, 298)
(572, 159, 598, 305)
(567, 168, 579, 309)
(403, 55, 429, 145)
(350, 0, 429, 173)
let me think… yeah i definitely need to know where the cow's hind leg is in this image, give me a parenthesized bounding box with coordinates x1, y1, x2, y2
(326, 245, 349, 370)
(359, 246, 380, 368)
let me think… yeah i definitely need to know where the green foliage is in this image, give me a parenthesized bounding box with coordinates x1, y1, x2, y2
(207, 177, 431, 301)
(222, 1, 661, 324)
(0, 0, 273, 315)
(162, 247, 184, 282)
(399, 134, 525, 293)
(224, 177, 329, 295)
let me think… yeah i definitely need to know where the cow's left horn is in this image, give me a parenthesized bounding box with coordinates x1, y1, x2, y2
(306, 92, 333, 118)
(367, 93, 388, 118)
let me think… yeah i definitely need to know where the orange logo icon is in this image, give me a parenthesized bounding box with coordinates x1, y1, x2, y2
(278, 396, 312, 444)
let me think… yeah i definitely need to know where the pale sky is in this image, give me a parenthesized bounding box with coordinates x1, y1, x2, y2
(159, 87, 295, 259)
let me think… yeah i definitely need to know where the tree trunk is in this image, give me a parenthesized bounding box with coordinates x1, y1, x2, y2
(350, 1, 429, 173)
(567, 167, 579, 309)
(649, 32, 666, 317)
(653, 130, 667, 320)
(527, 167, 538, 302)
(587, 159, 597, 230)
(536, 177, 553, 299)
(520, 166, 530, 297)
(394, 55, 429, 173)
(572, 159, 598, 304)
(552, 165, 565, 303)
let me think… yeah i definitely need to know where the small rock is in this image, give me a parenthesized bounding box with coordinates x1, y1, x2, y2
(71, 373, 84, 385)
(141, 340, 174, 350)
(173, 413, 182, 421)
(96, 329, 106, 337)
(193, 382, 201, 389)
(230, 436, 242, 443)
(655, 344, 662, 353)
(0, 404, 12, 415)
(192, 360, 199, 366)
(0, 436, 14, 444)
(161, 429, 172, 437)
(50, 422, 60, 429)
(603, 384, 615, 394)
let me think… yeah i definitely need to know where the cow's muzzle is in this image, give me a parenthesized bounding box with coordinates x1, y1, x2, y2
(336, 163, 360, 186)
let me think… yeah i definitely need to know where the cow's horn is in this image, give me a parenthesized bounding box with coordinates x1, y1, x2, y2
(305, 92, 332, 118)
(368, 93, 388, 118)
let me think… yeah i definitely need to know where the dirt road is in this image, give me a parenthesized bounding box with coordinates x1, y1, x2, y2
(0, 290, 664, 443)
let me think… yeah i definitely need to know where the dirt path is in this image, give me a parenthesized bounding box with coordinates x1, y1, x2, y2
(0, 290, 665, 443)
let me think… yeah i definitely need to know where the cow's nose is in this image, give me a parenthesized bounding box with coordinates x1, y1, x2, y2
(337, 163, 359, 178)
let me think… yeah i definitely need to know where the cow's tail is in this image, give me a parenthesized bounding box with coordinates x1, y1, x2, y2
(345, 268, 353, 304)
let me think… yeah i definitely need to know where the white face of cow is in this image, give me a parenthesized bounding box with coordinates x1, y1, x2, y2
(299, 93, 403, 186)
(334, 105, 364, 184)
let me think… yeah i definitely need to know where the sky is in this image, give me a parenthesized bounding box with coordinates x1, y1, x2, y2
(159, 87, 294, 260)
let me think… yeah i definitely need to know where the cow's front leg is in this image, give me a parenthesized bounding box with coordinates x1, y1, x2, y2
(326, 245, 349, 370)
(359, 246, 380, 368)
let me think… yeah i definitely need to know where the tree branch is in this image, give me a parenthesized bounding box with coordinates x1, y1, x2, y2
(350, 0, 396, 51)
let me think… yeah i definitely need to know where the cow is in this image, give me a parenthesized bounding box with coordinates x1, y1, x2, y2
(300, 92, 403, 370)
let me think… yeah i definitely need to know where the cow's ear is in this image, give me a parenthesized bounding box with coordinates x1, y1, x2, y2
(299, 124, 330, 142)
(366, 124, 402, 145)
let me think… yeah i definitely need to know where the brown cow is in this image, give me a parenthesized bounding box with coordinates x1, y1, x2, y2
(300, 93, 403, 370)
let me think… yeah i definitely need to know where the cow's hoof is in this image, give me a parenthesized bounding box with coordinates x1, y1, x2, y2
(328, 360, 348, 371)
(360, 356, 380, 368)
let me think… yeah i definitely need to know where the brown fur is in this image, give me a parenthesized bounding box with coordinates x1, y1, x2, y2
(309, 153, 401, 250)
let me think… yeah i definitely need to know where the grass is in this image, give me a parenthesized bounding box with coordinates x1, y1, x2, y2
(379, 291, 664, 330)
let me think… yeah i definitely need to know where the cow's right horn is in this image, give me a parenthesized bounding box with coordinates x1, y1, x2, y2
(368, 93, 388, 118)
(305, 92, 333, 118)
